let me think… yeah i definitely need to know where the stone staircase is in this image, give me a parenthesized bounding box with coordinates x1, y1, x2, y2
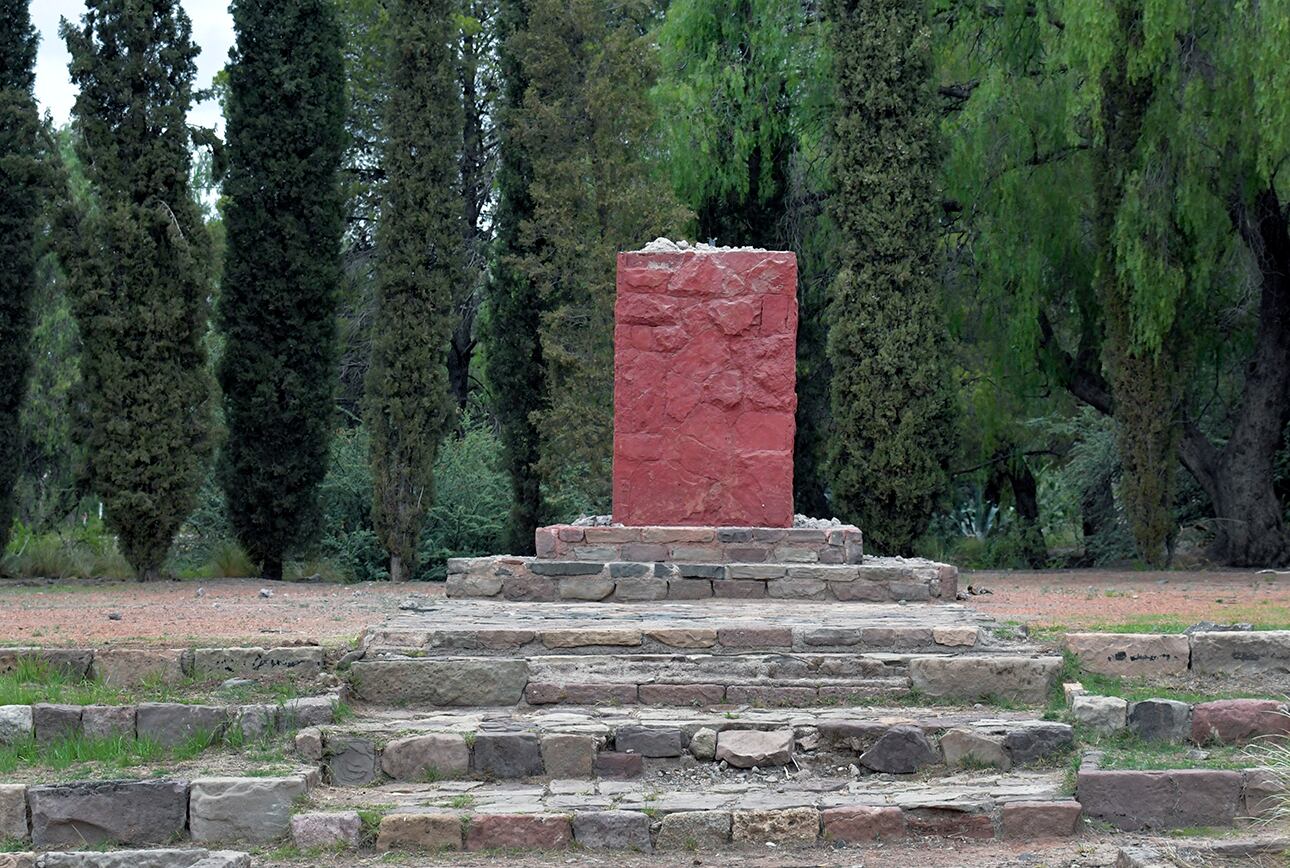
(291, 524, 1084, 854)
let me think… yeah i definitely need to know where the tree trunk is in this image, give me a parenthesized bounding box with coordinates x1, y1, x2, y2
(262, 556, 283, 582)
(1004, 457, 1048, 567)
(138, 565, 163, 583)
(389, 553, 409, 583)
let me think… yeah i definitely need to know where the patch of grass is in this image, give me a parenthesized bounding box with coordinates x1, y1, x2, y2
(1052, 652, 1273, 707)
(0, 837, 27, 853)
(1082, 728, 1253, 771)
(1034, 606, 1290, 637)
(446, 794, 474, 809)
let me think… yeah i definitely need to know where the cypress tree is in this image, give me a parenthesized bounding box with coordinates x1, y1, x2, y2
(219, 0, 346, 581)
(0, 0, 43, 549)
(488, 0, 545, 552)
(824, 0, 957, 554)
(365, 0, 462, 582)
(59, 0, 214, 579)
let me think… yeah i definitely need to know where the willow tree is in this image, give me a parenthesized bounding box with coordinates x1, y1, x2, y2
(219, 0, 346, 581)
(59, 0, 213, 579)
(824, 0, 958, 554)
(365, 0, 462, 582)
(942, 0, 1290, 565)
(0, 0, 44, 549)
(654, 0, 835, 515)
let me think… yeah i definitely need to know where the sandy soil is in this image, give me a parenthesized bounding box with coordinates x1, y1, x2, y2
(2, 567, 1290, 648)
(965, 568, 1290, 631)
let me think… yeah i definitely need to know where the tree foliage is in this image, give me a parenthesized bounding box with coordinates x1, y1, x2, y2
(0, 0, 44, 549)
(58, 0, 214, 579)
(365, 0, 463, 582)
(219, 0, 347, 580)
(824, 0, 958, 554)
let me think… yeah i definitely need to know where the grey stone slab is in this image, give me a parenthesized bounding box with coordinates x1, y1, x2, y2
(349, 659, 528, 705)
(572, 811, 652, 851)
(473, 732, 544, 778)
(32, 705, 82, 745)
(190, 776, 310, 843)
(326, 737, 377, 786)
(0, 783, 26, 840)
(136, 703, 227, 749)
(615, 725, 684, 758)
(28, 780, 189, 847)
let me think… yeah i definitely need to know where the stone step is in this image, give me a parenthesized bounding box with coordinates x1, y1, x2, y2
(300, 770, 1081, 851)
(373, 598, 1018, 657)
(301, 705, 1074, 785)
(535, 524, 865, 565)
(445, 555, 956, 603)
(346, 652, 1063, 708)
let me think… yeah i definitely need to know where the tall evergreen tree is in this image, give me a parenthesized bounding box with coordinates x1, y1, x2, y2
(219, 0, 346, 581)
(0, 0, 43, 549)
(488, 0, 545, 552)
(824, 0, 957, 554)
(503, 0, 687, 517)
(59, 0, 213, 579)
(365, 0, 462, 582)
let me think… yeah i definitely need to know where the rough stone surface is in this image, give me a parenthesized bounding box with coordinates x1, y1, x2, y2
(859, 725, 939, 774)
(349, 659, 528, 705)
(1242, 767, 1283, 818)
(326, 738, 377, 786)
(194, 647, 323, 679)
(1002, 723, 1074, 764)
(472, 732, 544, 778)
(380, 734, 469, 780)
(376, 813, 461, 851)
(135, 703, 226, 748)
(1078, 769, 1243, 830)
(189, 777, 309, 843)
(1002, 801, 1081, 839)
(294, 728, 323, 762)
(290, 812, 362, 850)
(593, 751, 643, 779)
(28, 780, 189, 846)
(540, 734, 597, 778)
(615, 725, 684, 758)
(572, 811, 652, 851)
(821, 806, 906, 842)
(689, 727, 717, 760)
(279, 696, 336, 729)
(939, 729, 1010, 770)
(908, 656, 1060, 704)
(1190, 699, 1290, 745)
(32, 705, 82, 745)
(1128, 699, 1192, 742)
(714, 729, 793, 768)
(0, 705, 33, 744)
(1190, 631, 1290, 676)
(655, 810, 732, 850)
(32, 850, 249, 868)
(731, 808, 819, 845)
(1071, 695, 1128, 733)
(904, 808, 994, 839)
(612, 249, 799, 527)
(92, 649, 187, 687)
(0, 783, 26, 841)
(80, 705, 136, 741)
(465, 814, 572, 851)
(1064, 633, 1190, 678)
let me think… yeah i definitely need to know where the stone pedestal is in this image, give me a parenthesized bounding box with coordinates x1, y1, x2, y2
(612, 248, 798, 527)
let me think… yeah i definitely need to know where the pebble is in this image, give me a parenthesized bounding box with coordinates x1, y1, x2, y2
(196, 587, 206, 597)
(259, 588, 274, 598)
(107, 612, 121, 621)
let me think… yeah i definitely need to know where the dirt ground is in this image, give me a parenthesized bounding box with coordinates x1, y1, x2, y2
(1, 567, 1289, 647)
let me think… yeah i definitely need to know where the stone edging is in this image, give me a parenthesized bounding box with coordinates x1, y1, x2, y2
(1, 773, 316, 849)
(0, 849, 250, 868)
(0, 693, 341, 749)
(1076, 752, 1280, 831)
(1064, 685, 1290, 745)
(0, 645, 328, 688)
(1064, 630, 1290, 678)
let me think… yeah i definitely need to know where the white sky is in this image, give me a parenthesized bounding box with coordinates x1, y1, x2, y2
(33, 1, 235, 133)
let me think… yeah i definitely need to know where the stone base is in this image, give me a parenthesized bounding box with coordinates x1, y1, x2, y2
(536, 524, 863, 564)
(446, 555, 955, 604)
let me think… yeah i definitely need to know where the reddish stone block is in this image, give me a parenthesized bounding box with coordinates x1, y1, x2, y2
(465, 814, 572, 851)
(594, 751, 644, 779)
(717, 627, 792, 648)
(525, 683, 638, 705)
(555, 526, 585, 542)
(640, 526, 715, 544)
(613, 250, 798, 527)
(821, 807, 906, 842)
(1191, 699, 1290, 745)
(534, 528, 558, 558)
(725, 686, 817, 706)
(638, 684, 725, 705)
(905, 809, 995, 839)
(712, 580, 766, 599)
(584, 527, 642, 544)
(1001, 801, 1081, 839)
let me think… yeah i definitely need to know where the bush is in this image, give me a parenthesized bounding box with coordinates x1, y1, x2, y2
(1, 516, 133, 580)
